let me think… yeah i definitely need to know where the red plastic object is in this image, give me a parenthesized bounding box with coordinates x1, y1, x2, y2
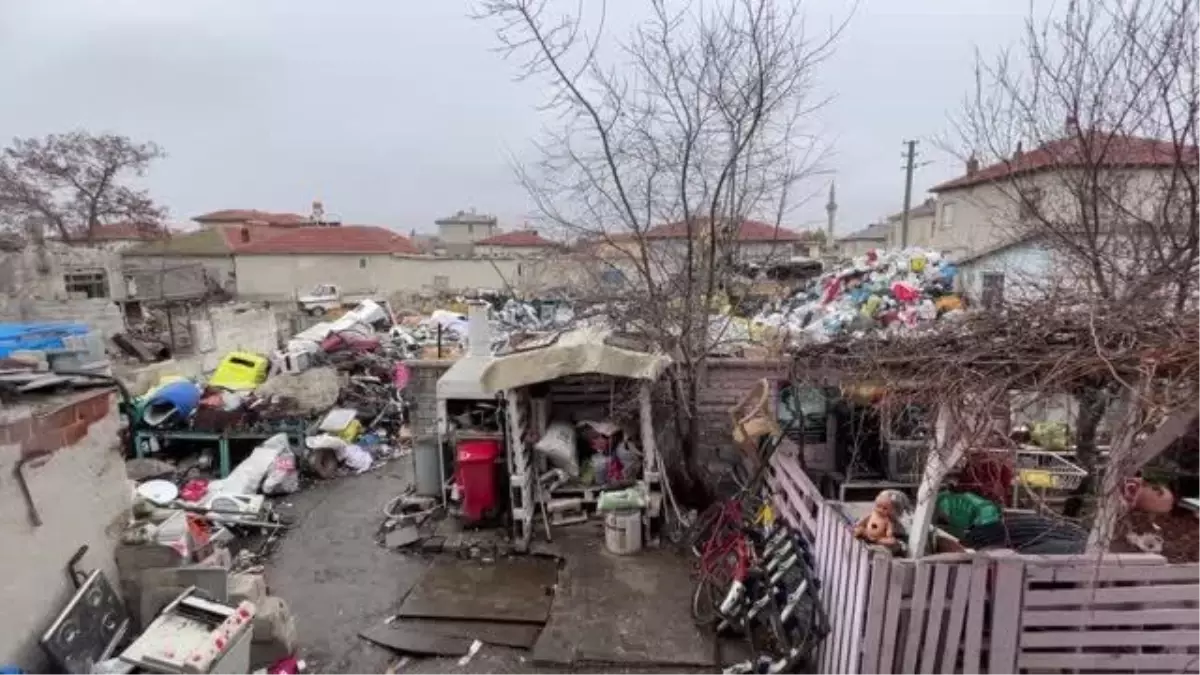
(180, 479, 209, 503)
(455, 439, 501, 523)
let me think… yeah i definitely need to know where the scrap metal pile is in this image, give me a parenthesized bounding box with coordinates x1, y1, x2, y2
(752, 248, 964, 347)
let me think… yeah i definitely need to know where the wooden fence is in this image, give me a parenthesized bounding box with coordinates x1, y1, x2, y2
(768, 449, 1200, 674)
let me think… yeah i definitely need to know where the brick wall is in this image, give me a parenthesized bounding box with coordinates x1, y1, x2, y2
(0, 389, 130, 669)
(406, 359, 453, 439)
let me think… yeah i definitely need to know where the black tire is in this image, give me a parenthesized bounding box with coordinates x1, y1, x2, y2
(309, 306, 326, 317)
(691, 574, 723, 627)
(687, 502, 725, 558)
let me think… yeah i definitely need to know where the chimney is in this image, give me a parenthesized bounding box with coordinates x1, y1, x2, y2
(529, 229, 538, 237)
(466, 301, 491, 358)
(965, 155, 980, 175)
(1065, 115, 1080, 136)
(240, 226, 250, 243)
(1013, 141, 1024, 161)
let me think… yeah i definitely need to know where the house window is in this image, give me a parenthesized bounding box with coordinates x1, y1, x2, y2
(64, 269, 108, 298)
(359, 258, 367, 269)
(433, 275, 450, 290)
(1019, 188, 1044, 220)
(981, 272, 1005, 310)
(940, 203, 956, 229)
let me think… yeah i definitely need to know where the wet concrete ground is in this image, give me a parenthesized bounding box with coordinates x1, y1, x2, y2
(265, 458, 718, 673)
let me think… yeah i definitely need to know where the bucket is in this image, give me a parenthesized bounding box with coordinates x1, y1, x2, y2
(604, 509, 643, 555)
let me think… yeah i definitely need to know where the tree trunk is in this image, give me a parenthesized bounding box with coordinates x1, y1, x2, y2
(1064, 386, 1107, 518)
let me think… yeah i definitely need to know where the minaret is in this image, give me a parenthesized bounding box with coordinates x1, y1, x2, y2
(825, 181, 837, 246)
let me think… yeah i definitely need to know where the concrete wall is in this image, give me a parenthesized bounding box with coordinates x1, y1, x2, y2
(474, 245, 550, 258)
(233, 253, 396, 298)
(0, 390, 129, 670)
(838, 237, 886, 259)
(0, 295, 125, 342)
(885, 212, 937, 250)
(437, 220, 499, 245)
(958, 241, 1054, 303)
(231, 253, 565, 301)
(1, 241, 127, 301)
(123, 255, 236, 298)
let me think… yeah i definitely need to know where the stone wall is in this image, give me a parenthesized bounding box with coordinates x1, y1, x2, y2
(0, 390, 129, 670)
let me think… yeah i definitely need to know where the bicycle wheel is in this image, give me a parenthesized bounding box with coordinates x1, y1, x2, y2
(686, 501, 727, 558)
(691, 548, 737, 627)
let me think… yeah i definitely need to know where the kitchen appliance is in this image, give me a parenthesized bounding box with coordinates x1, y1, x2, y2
(119, 588, 255, 674)
(40, 570, 131, 674)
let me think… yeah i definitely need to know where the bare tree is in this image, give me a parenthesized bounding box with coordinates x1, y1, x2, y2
(477, 0, 847, 482)
(947, 0, 1198, 541)
(0, 131, 166, 245)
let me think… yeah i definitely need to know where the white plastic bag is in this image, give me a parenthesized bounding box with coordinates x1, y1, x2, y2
(262, 447, 300, 495)
(337, 443, 373, 473)
(210, 433, 290, 495)
(534, 421, 580, 477)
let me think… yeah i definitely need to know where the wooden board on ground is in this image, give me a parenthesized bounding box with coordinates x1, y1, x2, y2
(359, 625, 473, 657)
(391, 618, 541, 649)
(396, 557, 558, 624)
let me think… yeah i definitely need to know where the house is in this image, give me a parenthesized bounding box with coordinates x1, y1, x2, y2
(927, 129, 1198, 259)
(474, 229, 560, 257)
(641, 219, 820, 263)
(434, 210, 500, 256)
(835, 222, 890, 259)
(883, 198, 938, 250)
(231, 225, 420, 298)
(954, 236, 1051, 309)
(122, 224, 261, 295)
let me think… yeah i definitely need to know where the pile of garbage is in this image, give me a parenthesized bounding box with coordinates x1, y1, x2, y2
(753, 248, 965, 345)
(390, 296, 575, 356)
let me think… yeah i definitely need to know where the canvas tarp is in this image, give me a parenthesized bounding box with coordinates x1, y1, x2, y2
(479, 327, 671, 392)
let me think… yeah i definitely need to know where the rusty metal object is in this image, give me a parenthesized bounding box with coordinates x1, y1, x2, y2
(14, 449, 52, 527)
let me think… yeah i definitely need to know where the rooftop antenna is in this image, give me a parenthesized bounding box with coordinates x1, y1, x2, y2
(311, 200, 325, 225)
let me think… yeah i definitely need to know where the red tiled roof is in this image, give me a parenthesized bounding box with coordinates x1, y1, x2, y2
(931, 134, 1199, 192)
(645, 219, 811, 242)
(233, 225, 421, 255)
(193, 209, 310, 226)
(476, 230, 558, 247)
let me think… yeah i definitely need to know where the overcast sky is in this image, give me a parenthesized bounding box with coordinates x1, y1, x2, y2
(0, 1, 1030, 236)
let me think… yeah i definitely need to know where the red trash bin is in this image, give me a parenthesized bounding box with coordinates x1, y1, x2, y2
(456, 439, 501, 523)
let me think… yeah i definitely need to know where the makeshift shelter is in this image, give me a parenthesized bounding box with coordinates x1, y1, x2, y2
(478, 327, 672, 551)
(766, 300, 1200, 673)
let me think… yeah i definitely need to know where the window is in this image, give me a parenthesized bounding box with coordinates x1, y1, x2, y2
(1019, 188, 1044, 220)
(981, 272, 1005, 310)
(940, 202, 956, 229)
(359, 258, 367, 269)
(433, 275, 450, 290)
(64, 269, 108, 298)
(467, 223, 474, 235)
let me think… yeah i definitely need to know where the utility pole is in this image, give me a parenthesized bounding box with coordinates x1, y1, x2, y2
(900, 140, 917, 248)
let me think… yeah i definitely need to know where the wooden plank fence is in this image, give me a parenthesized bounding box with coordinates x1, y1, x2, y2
(768, 451, 1200, 674)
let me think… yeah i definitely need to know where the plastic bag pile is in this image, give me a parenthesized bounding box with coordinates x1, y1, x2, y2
(753, 248, 964, 345)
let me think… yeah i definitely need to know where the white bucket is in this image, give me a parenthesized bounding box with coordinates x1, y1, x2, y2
(604, 509, 643, 555)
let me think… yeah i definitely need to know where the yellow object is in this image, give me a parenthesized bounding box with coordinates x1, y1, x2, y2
(935, 295, 963, 312)
(1020, 469, 1057, 489)
(208, 351, 269, 391)
(338, 419, 363, 442)
(755, 504, 776, 527)
(911, 256, 927, 273)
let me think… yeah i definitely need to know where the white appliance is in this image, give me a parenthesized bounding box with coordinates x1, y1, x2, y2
(119, 590, 255, 674)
